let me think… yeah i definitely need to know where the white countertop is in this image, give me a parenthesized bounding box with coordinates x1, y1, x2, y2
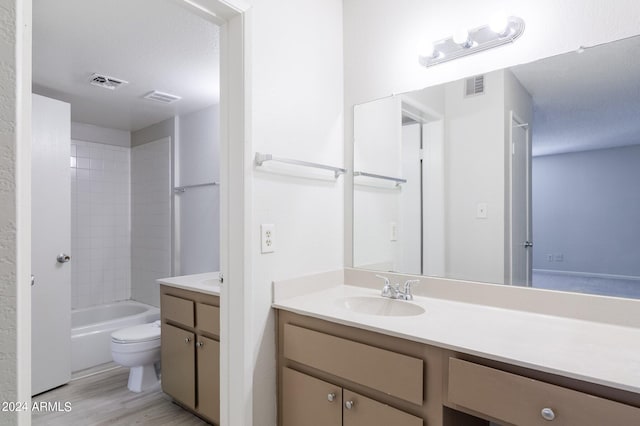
(273, 282, 640, 394)
(157, 272, 221, 296)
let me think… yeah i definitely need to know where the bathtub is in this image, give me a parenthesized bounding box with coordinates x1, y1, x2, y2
(71, 300, 160, 373)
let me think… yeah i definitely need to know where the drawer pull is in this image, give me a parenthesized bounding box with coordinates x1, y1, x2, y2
(327, 392, 336, 402)
(541, 407, 556, 421)
(345, 400, 355, 410)
(184, 337, 192, 344)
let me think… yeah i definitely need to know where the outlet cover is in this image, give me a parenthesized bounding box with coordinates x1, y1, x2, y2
(476, 203, 488, 219)
(261, 224, 275, 254)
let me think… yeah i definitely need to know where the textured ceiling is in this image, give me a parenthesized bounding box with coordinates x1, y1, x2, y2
(511, 35, 640, 157)
(33, 0, 219, 132)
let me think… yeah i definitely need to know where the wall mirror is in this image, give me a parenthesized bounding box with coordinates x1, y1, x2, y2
(352, 35, 640, 299)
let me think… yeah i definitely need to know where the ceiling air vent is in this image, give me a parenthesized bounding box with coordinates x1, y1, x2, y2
(89, 73, 128, 90)
(143, 91, 182, 104)
(465, 75, 485, 97)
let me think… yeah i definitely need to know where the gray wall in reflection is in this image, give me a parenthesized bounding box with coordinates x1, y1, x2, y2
(532, 144, 640, 277)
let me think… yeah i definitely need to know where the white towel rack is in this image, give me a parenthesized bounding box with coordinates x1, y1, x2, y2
(353, 171, 407, 186)
(255, 152, 346, 178)
(173, 182, 219, 193)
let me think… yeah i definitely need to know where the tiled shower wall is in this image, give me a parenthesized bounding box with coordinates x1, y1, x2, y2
(70, 140, 131, 309)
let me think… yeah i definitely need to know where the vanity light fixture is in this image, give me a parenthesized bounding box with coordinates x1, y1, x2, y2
(419, 16, 525, 67)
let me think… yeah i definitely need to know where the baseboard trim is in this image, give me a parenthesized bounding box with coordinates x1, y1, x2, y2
(533, 269, 640, 282)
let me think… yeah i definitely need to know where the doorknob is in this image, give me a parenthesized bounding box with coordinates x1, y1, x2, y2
(524, 241, 533, 248)
(57, 253, 71, 263)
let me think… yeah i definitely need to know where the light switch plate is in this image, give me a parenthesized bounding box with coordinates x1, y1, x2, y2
(390, 222, 398, 241)
(476, 203, 488, 219)
(261, 224, 275, 253)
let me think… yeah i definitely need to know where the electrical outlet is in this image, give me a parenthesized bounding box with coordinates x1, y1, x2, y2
(261, 224, 275, 254)
(547, 254, 553, 262)
(554, 253, 564, 262)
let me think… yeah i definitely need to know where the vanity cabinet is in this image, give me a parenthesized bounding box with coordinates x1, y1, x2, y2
(277, 309, 640, 426)
(160, 285, 220, 425)
(278, 310, 444, 426)
(283, 368, 421, 426)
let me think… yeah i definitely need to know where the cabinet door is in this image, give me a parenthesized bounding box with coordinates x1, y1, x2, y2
(282, 368, 342, 426)
(343, 389, 422, 426)
(196, 335, 220, 423)
(161, 323, 195, 409)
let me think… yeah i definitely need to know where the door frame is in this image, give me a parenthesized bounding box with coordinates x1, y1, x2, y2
(16, 0, 253, 424)
(508, 111, 532, 286)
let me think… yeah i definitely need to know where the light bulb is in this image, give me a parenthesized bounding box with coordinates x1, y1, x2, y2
(418, 41, 435, 58)
(452, 28, 470, 46)
(489, 14, 510, 35)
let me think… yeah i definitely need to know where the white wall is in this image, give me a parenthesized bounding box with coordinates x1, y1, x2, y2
(131, 117, 175, 148)
(444, 71, 506, 284)
(247, 0, 344, 422)
(71, 122, 131, 148)
(343, 0, 640, 267)
(533, 145, 640, 278)
(353, 96, 402, 270)
(0, 0, 30, 421)
(176, 105, 219, 275)
(131, 138, 172, 307)
(70, 140, 131, 309)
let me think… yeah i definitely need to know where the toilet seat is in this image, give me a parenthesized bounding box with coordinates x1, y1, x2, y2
(111, 321, 161, 344)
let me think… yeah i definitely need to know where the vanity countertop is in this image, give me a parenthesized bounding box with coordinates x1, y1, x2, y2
(273, 278, 640, 395)
(157, 271, 221, 296)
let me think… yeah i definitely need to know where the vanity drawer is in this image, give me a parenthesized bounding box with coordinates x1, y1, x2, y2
(161, 294, 194, 328)
(283, 324, 423, 405)
(448, 358, 640, 425)
(196, 302, 220, 336)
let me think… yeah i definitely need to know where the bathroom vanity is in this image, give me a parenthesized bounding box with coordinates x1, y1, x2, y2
(158, 273, 221, 425)
(273, 270, 640, 426)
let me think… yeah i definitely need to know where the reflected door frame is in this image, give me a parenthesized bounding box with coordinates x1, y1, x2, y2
(509, 111, 532, 286)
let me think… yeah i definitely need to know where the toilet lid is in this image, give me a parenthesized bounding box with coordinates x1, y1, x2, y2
(111, 321, 161, 344)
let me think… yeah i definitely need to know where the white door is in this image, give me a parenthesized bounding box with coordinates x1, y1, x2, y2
(510, 113, 532, 286)
(31, 94, 71, 395)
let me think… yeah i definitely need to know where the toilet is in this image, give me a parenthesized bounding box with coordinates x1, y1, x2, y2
(111, 320, 162, 392)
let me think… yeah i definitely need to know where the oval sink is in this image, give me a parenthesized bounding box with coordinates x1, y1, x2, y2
(336, 296, 425, 317)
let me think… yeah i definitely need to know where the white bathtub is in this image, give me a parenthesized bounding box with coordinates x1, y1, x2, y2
(71, 300, 160, 373)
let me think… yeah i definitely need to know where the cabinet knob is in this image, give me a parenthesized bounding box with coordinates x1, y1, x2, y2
(185, 337, 192, 344)
(327, 393, 336, 402)
(196, 341, 204, 348)
(541, 407, 556, 421)
(344, 400, 355, 410)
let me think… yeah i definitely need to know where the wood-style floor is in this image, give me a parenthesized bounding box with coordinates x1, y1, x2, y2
(33, 366, 208, 426)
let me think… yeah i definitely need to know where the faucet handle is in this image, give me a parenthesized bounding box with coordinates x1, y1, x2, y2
(403, 279, 420, 289)
(376, 274, 390, 286)
(377, 275, 395, 298)
(402, 279, 420, 299)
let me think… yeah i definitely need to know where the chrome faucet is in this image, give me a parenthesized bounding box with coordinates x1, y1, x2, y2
(377, 275, 398, 298)
(377, 275, 420, 301)
(400, 279, 420, 301)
